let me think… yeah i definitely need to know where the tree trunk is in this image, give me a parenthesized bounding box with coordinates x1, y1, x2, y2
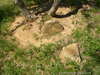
(48, 0, 61, 16)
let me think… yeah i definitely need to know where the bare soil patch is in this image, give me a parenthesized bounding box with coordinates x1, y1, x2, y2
(10, 7, 85, 48)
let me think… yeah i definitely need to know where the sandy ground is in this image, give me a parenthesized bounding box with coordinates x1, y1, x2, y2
(10, 7, 85, 48)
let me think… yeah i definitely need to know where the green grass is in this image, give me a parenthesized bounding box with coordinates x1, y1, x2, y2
(73, 7, 100, 59)
(0, 39, 18, 52)
(0, 0, 19, 21)
(0, 0, 100, 75)
(0, 41, 79, 75)
(0, 0, 20, 35)
(72, 7, 100, 75)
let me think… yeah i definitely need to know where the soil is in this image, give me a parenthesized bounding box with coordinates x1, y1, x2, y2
(10, 7, 85, 48)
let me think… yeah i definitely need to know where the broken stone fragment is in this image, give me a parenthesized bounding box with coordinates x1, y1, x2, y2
(59, 43, 81, 64)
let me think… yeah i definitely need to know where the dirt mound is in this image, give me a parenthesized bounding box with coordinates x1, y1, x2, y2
(10, 7, 85, 48)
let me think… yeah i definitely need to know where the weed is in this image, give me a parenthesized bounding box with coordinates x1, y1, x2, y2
(0, 0, 20, 35)
(73, 7, 100, 75)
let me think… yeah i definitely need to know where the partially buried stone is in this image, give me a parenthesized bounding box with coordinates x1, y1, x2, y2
(41, 21, 64, 36)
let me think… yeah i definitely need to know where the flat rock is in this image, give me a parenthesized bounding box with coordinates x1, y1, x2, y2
(41, 21, 64, 36)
